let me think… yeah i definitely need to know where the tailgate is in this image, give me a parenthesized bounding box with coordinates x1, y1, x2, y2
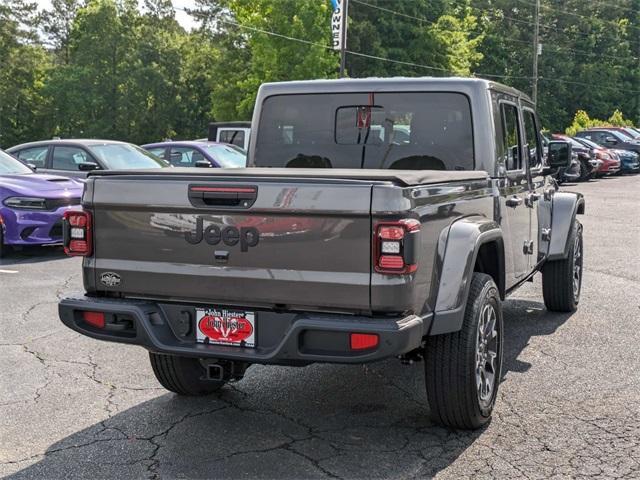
(89, 175, 373, 312)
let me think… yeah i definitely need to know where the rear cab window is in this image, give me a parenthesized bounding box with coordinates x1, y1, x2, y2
(254, 92, 474, 170)
(219, 130, 246, 148)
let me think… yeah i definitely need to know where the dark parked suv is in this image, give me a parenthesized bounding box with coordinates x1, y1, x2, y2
(575, 129, 640, 155)
(7, 139, 168, 179)
(59, 78, 583, 430)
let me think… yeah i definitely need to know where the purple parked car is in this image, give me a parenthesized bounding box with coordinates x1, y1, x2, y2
(141, 141, 246, 168)
(0, 149, 83, 257)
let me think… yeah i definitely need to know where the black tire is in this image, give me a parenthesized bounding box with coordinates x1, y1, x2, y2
(149, 352, 226, 395)
(0, 228, 8, 258)
(424, 273, 503, 430)
(578, 161, 589, 182)
(542, 220, 583, 312)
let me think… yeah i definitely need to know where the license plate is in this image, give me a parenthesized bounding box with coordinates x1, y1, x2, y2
(196, 308, 256, 348)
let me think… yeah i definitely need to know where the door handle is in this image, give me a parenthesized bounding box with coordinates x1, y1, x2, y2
(505, 196, 523, 208)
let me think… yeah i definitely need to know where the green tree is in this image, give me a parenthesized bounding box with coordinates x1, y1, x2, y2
(0, 0, 50, 148)
(42, 0, 83, 64)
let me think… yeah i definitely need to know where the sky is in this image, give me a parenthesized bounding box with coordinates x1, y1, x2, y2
(34, 0, 199, 31)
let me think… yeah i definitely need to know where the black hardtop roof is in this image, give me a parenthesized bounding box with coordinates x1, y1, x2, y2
(208, 121, 251, 128)
(88, 167, 489, 187)
(257, 76, 532, 103)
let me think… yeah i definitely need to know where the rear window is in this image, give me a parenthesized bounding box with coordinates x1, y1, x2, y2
(255, 92, 474, 170)
(219, 130, 245, 148)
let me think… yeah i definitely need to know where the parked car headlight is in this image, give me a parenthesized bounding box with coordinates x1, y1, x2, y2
(3, 196, 48, 210)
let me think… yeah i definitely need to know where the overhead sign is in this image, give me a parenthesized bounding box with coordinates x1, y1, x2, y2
(331, 0, 346, 51)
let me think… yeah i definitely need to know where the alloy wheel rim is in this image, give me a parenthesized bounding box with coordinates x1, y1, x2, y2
(573, 233, 583, 301)
(476, 303, 499, 408)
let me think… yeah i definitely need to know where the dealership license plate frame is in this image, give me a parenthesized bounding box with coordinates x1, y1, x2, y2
(195, 307, 256, 348)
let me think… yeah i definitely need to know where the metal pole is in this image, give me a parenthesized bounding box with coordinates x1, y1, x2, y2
(532, 0, 540, 104)
(339, 0, 349, 78)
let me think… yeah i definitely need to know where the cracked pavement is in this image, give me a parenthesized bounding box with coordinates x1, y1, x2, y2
(1, 175, 639, 479)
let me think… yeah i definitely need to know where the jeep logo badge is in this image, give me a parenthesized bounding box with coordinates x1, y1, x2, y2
(100, 272, 121, 287)
(185, 217, 259, 252)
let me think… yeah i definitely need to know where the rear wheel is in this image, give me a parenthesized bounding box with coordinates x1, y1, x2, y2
(542, 220, 583, 312)
(0, 228, 9, 258)
(149, 352, 226, 396)
(424, 273, 503, 430)
(578, 161, 590, 181)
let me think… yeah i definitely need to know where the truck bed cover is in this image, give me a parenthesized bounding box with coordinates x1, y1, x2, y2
(89, 167, 489, 187)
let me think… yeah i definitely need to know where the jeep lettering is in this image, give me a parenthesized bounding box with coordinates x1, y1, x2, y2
(185, 217, 259, 252)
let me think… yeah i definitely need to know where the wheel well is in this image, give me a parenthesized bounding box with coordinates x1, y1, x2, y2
(474, 241, 505, 300)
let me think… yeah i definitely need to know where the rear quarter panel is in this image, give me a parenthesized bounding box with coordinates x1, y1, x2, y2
(370, 177, 494, 315)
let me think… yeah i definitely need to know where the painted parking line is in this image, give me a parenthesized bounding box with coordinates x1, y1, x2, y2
(0, 269, 19, 274)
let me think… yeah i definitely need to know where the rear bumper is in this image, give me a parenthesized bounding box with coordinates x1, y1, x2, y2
(58, 294, 429, 365)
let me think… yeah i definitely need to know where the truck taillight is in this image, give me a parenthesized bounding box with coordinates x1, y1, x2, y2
(374, 219, 420, 274)
(63, 210, 92, 256)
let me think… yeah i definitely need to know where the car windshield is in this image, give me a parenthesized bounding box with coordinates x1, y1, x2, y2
(255, 92, 474, 170)
(558, 137, 585, 149)
(622, 128, 640, 139)
(607, 130, 629, 141)
(574, 137, 601, 149)
(89, 144, 169, 169)
(201, 144, 247, 168)
(0, 150, 32, 174)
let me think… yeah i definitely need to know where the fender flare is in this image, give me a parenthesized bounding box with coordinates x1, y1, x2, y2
(429, 216, 505, 336)
(547, 192, 585, 261)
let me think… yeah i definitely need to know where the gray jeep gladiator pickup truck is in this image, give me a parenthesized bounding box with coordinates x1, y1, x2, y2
(59, 78, 584, 429)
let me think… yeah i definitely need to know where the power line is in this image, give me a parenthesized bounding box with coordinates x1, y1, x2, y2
(362, 0, 637, 62)
(512, 0, 640, 32)
(346, 50, 452, 73)
(171, 4, 640, 95)
(352, 0, 541, 49)
(540, 77, 640, 95)
(514, 0, 638, 16)
(355, 0, 638, 60)
(477, 7, 639, 46)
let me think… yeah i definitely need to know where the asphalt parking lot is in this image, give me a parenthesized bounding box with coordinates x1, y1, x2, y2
(1, 174, 639, 479)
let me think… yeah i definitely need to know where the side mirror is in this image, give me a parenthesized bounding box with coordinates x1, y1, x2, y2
(27, 163, 37, 171)
(78, 162, 100, 171)
(547, 141, 572, 169)
(194, 160, 213, 168)
(604, 136, 618, 145)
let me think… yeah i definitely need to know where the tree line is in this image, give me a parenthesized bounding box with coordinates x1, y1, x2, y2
(1, 0, 638, 148)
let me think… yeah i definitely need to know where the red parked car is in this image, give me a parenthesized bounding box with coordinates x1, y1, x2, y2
(572, 137, 620, 176)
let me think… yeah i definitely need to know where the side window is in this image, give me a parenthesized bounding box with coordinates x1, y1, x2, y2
(500, 103, 522, 171)
(146, 147, 166, 159)
(523, 110, 542, 168)
(51, 146, 90, 171)
(16, 146, 48, 168)
(219, 130, 245, 148)
(169, 147, 198, 166)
